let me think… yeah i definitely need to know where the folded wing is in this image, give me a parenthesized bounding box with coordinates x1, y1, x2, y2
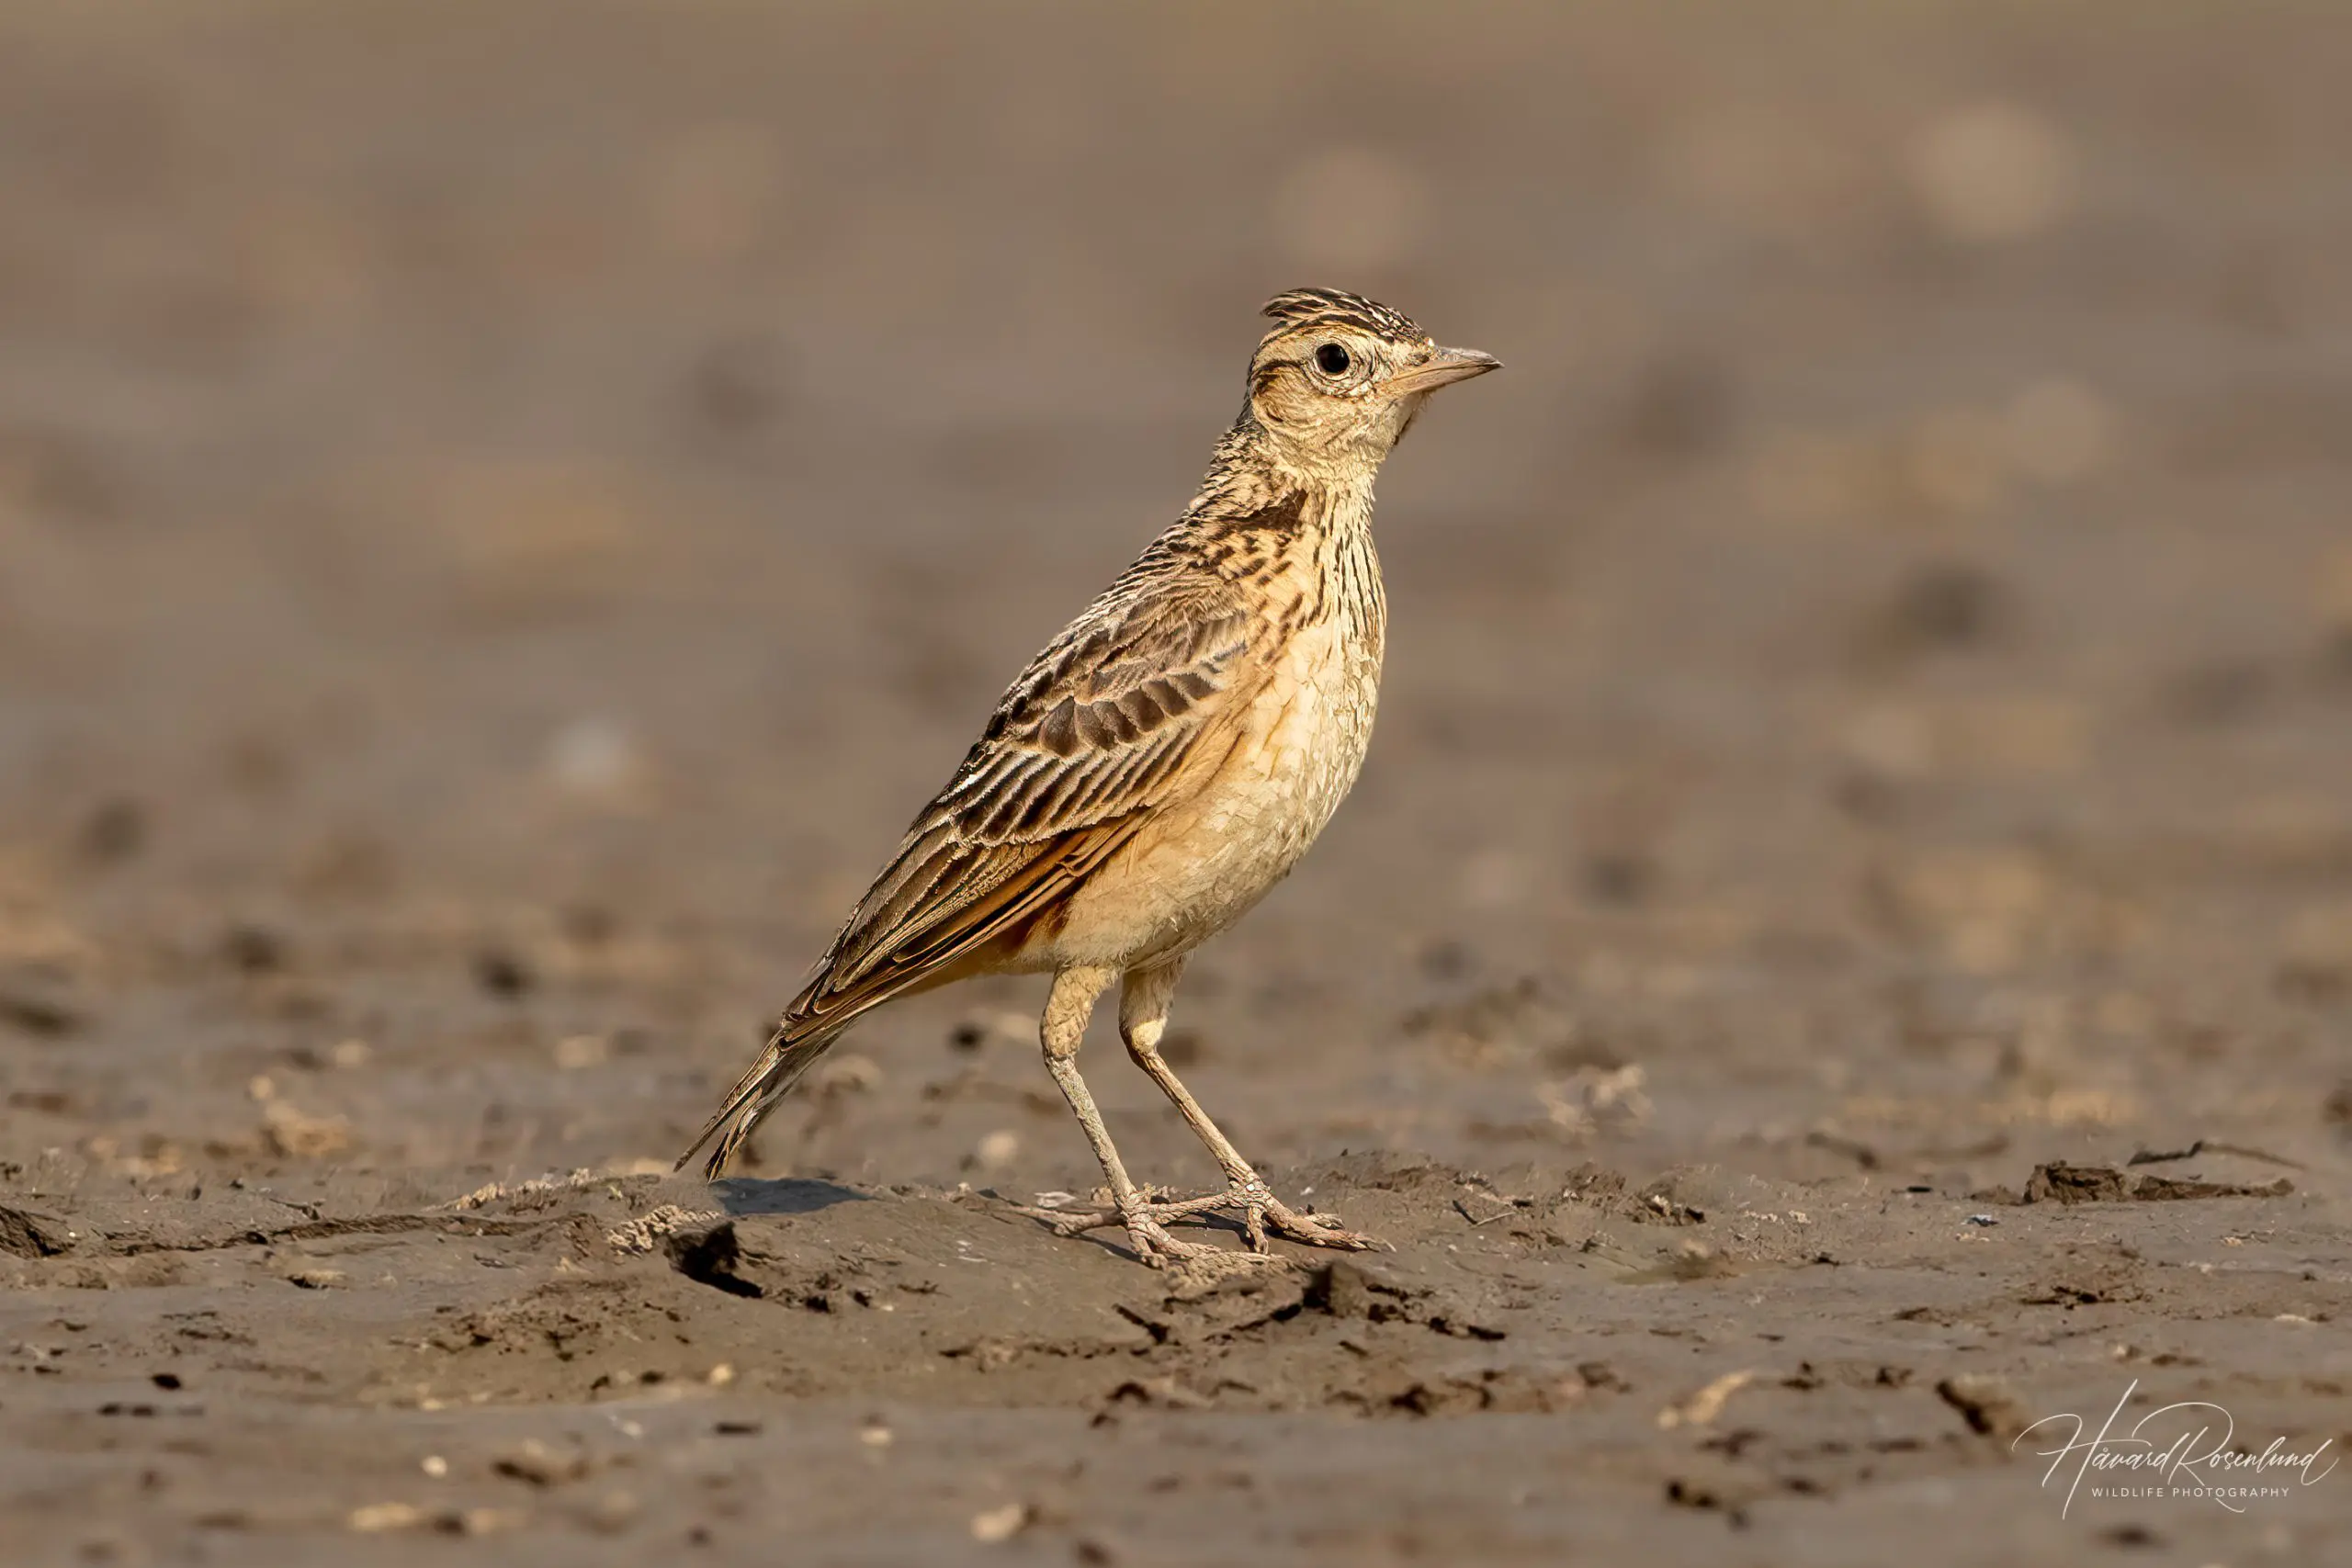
(677, 560, 1254, 1175)
(808, 571, 1253, 1022)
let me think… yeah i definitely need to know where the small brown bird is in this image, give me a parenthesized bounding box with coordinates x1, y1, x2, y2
(679, 288, 1498, 1265)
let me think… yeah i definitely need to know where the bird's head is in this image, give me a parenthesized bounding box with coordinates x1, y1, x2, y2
(1241, 287, 1499, 475)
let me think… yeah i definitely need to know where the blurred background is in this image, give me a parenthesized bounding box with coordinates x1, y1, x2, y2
(2, 0, 2348, 1190)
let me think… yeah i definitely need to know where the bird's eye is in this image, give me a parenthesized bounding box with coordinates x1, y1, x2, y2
(1313, 342, 1351, 376)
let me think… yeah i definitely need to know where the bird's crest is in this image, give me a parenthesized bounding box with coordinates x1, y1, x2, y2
(1259, 287, 1424, 344)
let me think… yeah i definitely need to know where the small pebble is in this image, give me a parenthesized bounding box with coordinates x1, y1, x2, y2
(970, 1502, 1033, 1543)
(585, 1490, 639, 1533)
(448, 1507, 526, 1537)
(348, 1502, 424, 1533)
(492, 1438, 589, 1486)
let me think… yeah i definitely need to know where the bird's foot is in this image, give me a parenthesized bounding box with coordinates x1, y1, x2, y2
(1015, 1179, 1381, 1265)
(1013, 1186, 1246, 1267)
(1227, 1177, 1383, 1255)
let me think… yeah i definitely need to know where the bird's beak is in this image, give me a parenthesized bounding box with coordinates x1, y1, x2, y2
(1384, 344, 1502, 397)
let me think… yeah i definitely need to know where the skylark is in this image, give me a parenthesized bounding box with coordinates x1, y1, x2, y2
(679, 288, 1498, 1265)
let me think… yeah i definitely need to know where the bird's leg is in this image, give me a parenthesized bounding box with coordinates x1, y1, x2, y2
(1032, 964, 1216, 1266)
(1114, 956, 1380, 1255)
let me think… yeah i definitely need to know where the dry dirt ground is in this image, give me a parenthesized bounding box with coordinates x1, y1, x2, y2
(3, 5, 2349, 1564)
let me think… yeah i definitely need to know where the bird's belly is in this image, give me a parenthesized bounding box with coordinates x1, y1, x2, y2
(1050, 620, 1381, 968)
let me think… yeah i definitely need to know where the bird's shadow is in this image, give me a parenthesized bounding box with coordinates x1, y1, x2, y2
(708, 1178, 868, 1218)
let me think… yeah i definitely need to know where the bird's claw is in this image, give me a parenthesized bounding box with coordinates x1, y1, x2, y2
(1254, 1196, 1382, 1254)
(1013, 1178, 1382, 1266)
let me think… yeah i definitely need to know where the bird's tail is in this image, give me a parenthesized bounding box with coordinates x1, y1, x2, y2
(674, 1021, 842, 1181)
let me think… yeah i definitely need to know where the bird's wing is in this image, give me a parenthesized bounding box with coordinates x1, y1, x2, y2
(796, 568, 1256, 1028)
(675, 558, 1257, 1177)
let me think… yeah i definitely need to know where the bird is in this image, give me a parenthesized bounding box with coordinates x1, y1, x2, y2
(677, 288, 1498, 1266)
